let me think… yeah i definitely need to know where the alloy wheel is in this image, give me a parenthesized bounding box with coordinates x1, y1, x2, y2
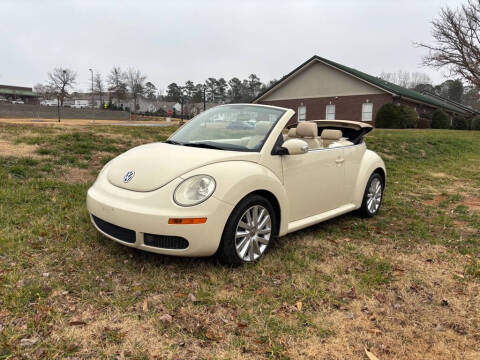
(367, 177, 382, 214)
(234, 205, 272, 262)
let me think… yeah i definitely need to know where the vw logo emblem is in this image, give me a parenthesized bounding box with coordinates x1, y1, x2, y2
(123, 170, 135, 183)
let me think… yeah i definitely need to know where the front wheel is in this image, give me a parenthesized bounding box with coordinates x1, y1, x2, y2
(216, 194, 278, 266)
(359, 173, 384, 217)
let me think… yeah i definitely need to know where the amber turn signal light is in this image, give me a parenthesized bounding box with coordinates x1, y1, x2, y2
(168, 218, 207, 225)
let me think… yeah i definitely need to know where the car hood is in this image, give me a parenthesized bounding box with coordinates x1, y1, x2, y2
(107, 142, 260, 192)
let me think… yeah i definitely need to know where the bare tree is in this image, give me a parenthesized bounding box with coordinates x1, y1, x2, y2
(94, 72, 105, 107)
(379, 70, 432, 88)
(33, 83, 54, 100)
(107, 66, 127, 102)
(47, 68, 77, 107)
(416, 0, 480, 88)
(125, 68, 147, 113)
(410, 72, 433, 88)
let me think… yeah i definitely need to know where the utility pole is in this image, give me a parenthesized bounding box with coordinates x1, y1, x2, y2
(89, 68, 95, 123)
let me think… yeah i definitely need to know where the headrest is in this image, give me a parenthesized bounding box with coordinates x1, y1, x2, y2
(296, 122, 318, 138)
(287, 128, 297, 137)
(321, 129, 342, 140)
(255, 121, 271, 133)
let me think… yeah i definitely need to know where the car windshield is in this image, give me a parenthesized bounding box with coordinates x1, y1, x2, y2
(168, 105, 285, 152)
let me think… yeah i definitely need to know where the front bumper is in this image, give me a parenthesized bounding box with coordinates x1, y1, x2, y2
(86, 174, 234, 257)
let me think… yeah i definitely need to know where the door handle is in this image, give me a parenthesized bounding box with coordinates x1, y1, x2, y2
(335, 158, 345, 164)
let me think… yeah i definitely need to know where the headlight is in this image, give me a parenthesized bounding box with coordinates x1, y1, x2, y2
(174, 175, 216, 206)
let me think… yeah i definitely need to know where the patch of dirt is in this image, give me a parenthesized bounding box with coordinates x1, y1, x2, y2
(61, 167, 96, 184)
(0, 118, 181, 127)
(429, 172, 455, 179)
(300, 244, 480, 360)
(423, 195, 447, 206)
(462, 196, 480, 212)
(0, 139, 41, 158)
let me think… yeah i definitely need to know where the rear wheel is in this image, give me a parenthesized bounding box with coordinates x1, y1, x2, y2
(216, 194, 277, 266)
(359, 173, 384, 217)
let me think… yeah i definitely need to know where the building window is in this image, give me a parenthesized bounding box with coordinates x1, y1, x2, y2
(298, 106, 306, 121)
(362, 103, 373, 121)
(326, 104, 335, 120)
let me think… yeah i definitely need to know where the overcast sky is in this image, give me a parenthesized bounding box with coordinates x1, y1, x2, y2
(0, 0, 467, 92)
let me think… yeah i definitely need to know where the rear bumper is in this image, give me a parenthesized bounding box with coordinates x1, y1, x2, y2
(86, 175, 234, 257)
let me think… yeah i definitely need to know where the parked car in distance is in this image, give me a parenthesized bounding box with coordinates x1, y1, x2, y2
(11, 99, 24, 104)
(87, 104, 386, 266)
(71, 100, 90, 109)
(40, 99, 58, 107)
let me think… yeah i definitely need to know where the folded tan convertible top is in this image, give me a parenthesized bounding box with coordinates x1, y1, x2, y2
(311, 120, 373, 130)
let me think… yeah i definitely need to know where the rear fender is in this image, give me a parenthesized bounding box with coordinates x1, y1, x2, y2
(352, 150, 386, 207)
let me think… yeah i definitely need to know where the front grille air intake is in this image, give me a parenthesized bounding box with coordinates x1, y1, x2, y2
(143, 234, 189, 249)
(92, 215, 136, 244)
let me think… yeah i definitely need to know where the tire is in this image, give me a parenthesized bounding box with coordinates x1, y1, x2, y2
(359, 172, 384, 218)
(216, 194, 278, 267)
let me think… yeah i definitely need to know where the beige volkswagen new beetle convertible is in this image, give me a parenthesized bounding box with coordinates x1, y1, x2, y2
(87, 104, 385, 266)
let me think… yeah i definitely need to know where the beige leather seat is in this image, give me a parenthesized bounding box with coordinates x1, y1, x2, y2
(320, 129, 343, 147)
(247, 121, 272, 149)
(296, 122, 321, 149)
(284, 127, 297, 141)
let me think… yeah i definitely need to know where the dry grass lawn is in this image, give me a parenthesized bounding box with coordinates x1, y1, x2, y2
(0, 124, 479, 359)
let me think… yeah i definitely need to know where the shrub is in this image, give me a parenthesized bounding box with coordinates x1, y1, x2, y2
(417, 118, 431, 129)
(399, 105, 418, 128)
(452, 116, 469, 130)
(431, 109, 450, 129)
(375, 103, 404, 128)
(472, 116, 480, 130)
(375, 103, 419, 128)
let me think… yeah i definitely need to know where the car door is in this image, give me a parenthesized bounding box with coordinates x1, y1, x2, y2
(282, 148, 345, 222)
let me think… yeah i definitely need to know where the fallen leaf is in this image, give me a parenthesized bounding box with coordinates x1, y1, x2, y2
(237, 321, 248, 328)
(159, 313, 172, 323)
(142, 298, 148, 312)
(20, 338, 38, 347)
(69, 320, 86, 326)
(188, 293, 197, 302)
(205, 328, 221, 341)
(364, 347, 380, 360)
(256, 287, 266, 295)
(367, 328, 382, 335)
(296, 301, 303, 311)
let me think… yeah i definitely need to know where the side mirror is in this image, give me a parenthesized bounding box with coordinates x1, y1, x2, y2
(281, 139, 309, 155)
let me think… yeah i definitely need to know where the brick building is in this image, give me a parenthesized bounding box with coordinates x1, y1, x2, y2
(252, 55, 477, 125)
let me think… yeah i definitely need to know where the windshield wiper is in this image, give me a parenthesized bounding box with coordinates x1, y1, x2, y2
(165, 140, 183, 145)
(182, 142, 224, 150)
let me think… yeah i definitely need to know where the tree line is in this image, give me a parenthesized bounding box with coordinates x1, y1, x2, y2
(34, 67, 157, 112)
(164, 75, 276, 104)
(378, 71, 480, 109)
(34, 67, 275, 113)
